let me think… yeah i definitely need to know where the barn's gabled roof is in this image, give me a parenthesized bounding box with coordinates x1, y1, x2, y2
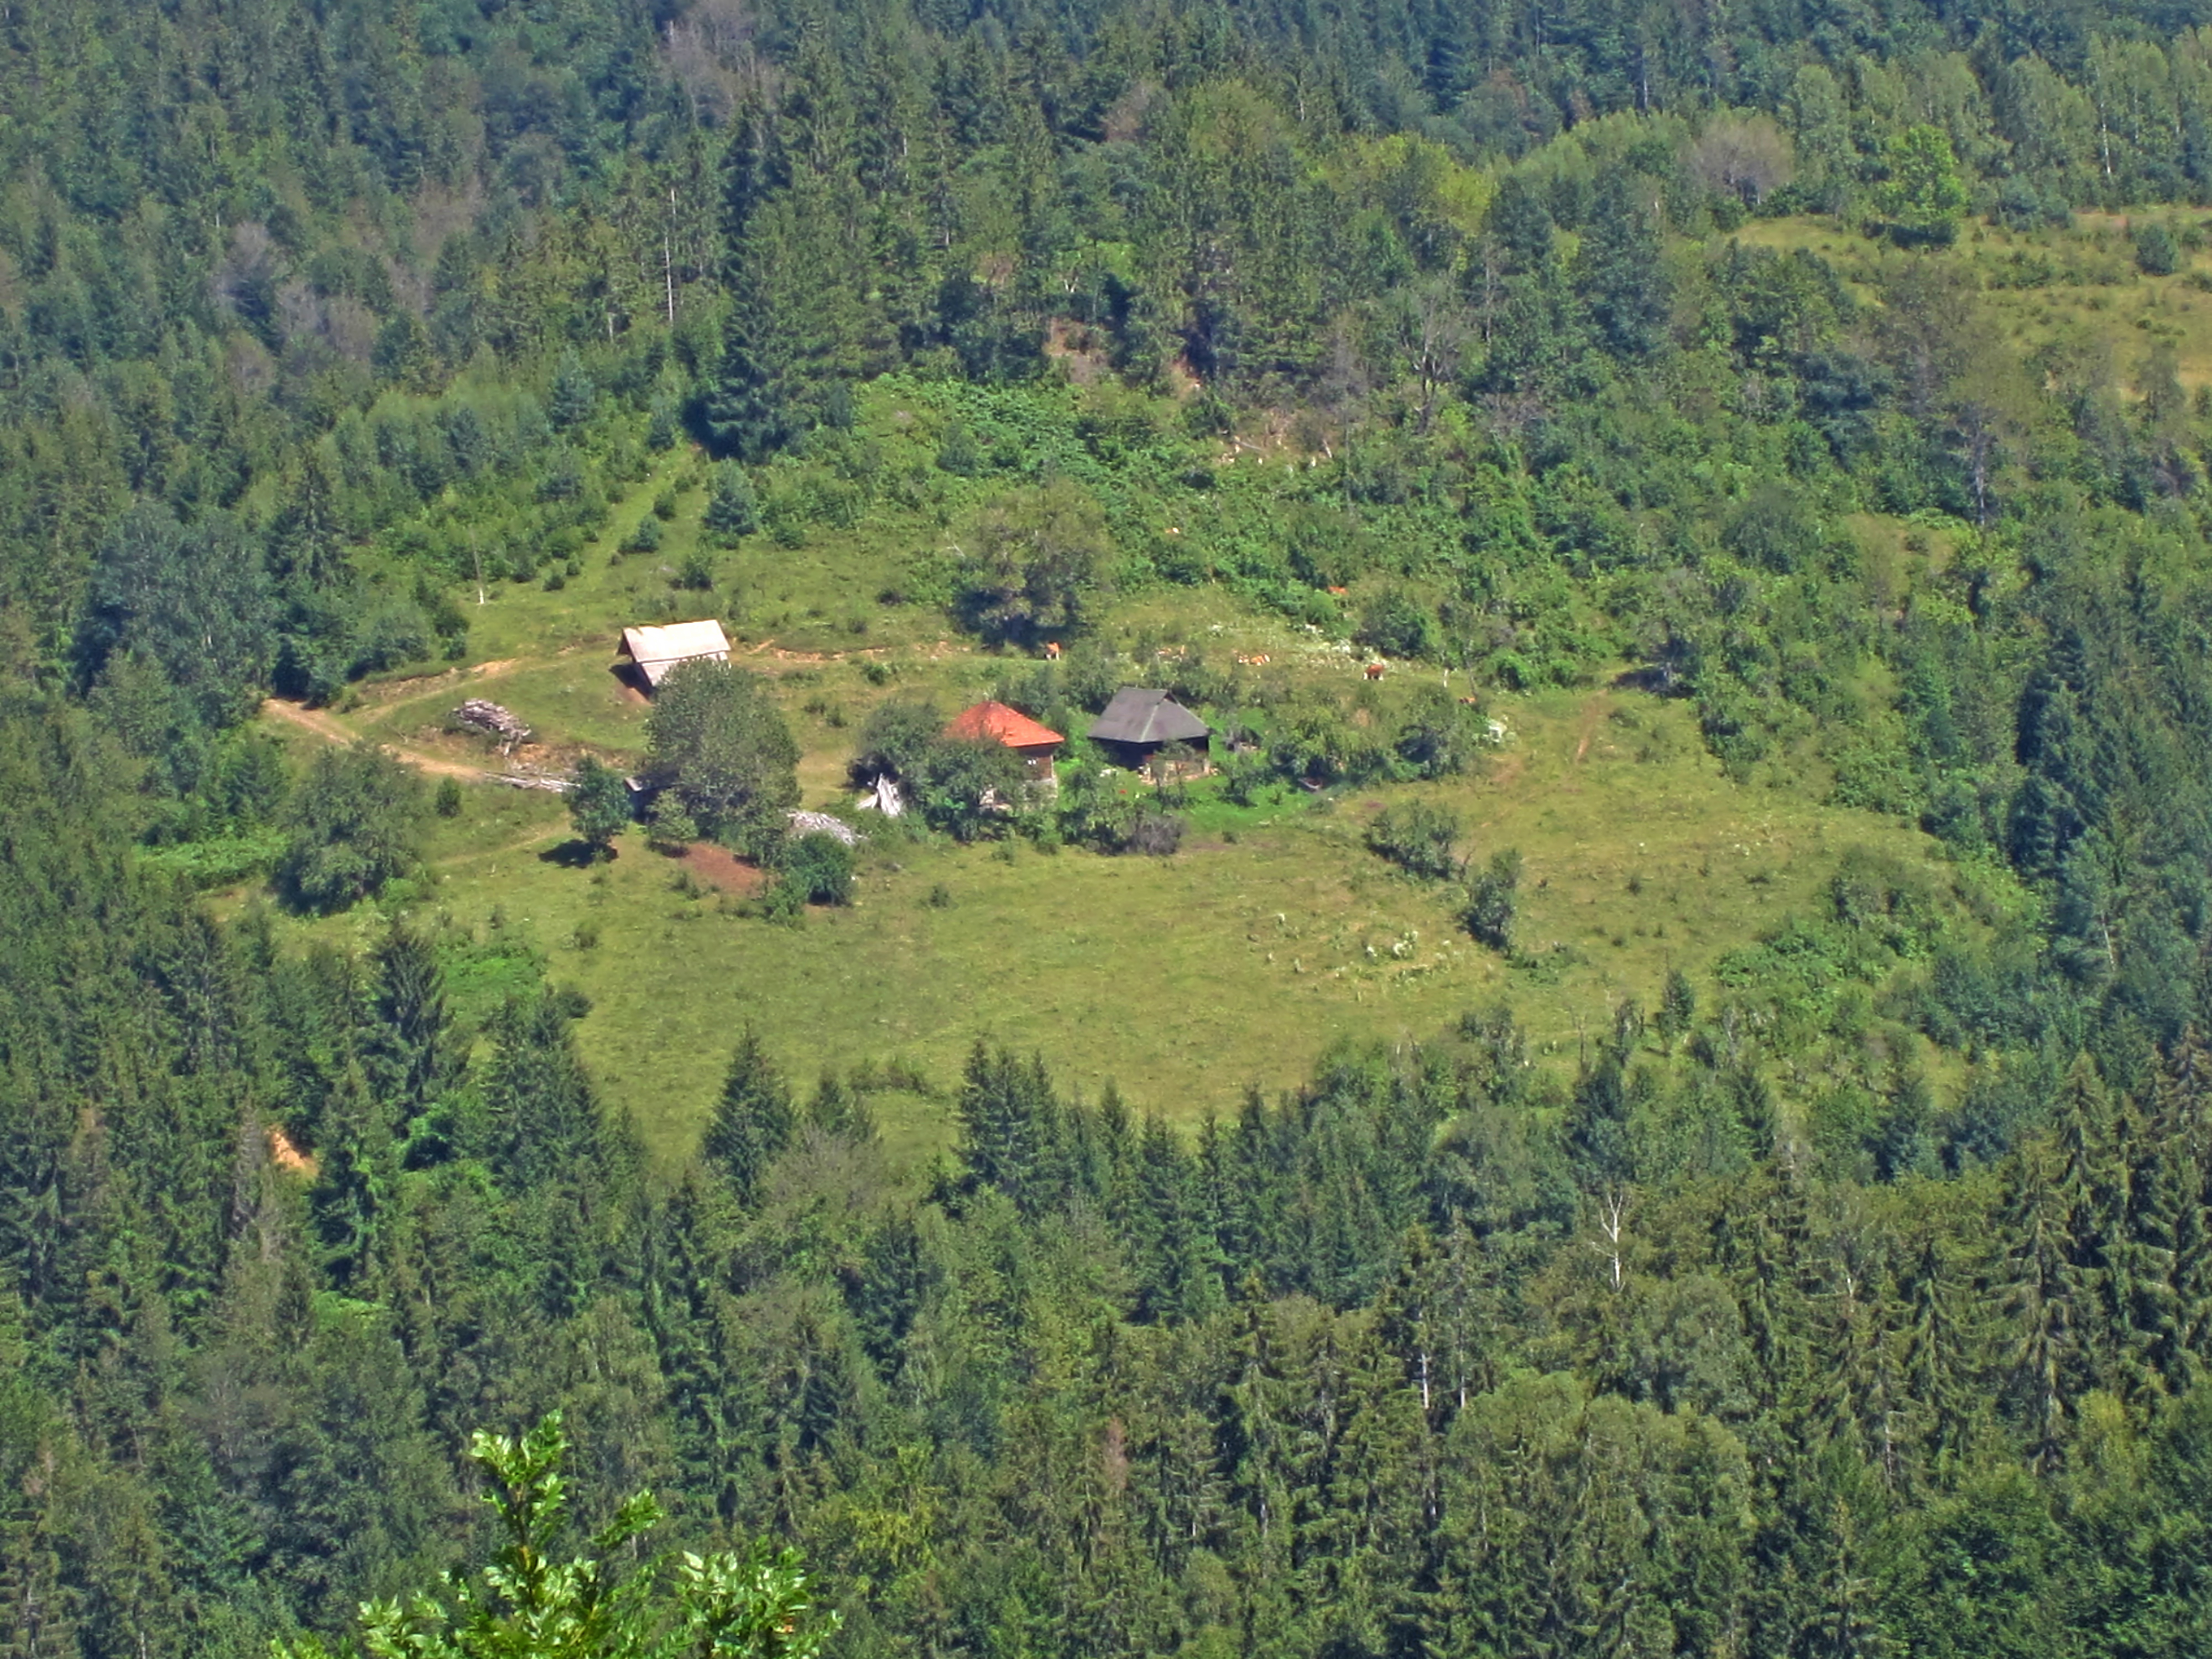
(946, 700, 1064, 749)
(1087, 687, 1211, 746)
(621, 620, 731, 687)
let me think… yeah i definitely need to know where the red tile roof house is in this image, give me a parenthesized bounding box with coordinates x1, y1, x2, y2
(946, 700, 1065, 790)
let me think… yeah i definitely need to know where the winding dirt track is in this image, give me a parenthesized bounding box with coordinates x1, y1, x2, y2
(260, 698, 497, 781)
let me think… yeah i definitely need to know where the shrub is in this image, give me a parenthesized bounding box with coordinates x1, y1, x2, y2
(434, 776, 463, 818)
(937, 420, 983, 475)
(648, 804, 698, 852)
(538, 446, 585, 501)
(674, 548, 716, 590)
(953, 480, 1110, 648)
(1369, 799, 1462, 880)
(278, 744, 424, 912)
(1357, 588, 1441, 660)
(622, 517, 663, 555)
(850, 698, 945, 785)
(913, 738, 1024, 841)
(1056, 754, 1140, 850)
(1395, 688, 1482, 779)
(849, 699, 1024, 841)
(1465, 847, 1523, 952)
(777, 831, 855, 905)
(567, 757, 633, 857)
(1128, 806, 1184, 857)
(2135, 221, 2182, 277)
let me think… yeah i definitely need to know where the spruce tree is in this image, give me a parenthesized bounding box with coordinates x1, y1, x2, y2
(703, 460, 760, 541)
(309, 1061, 394, 1288)
(482, 994, 605, 1193)
(548, 350, 596, 431)
(2002, 1142, 2079, 1470)
(1578, 167, 1670, 359)
(956, 1042, 1067, 1215)
(704, 1031, 795, 1203)
(366, 917, 457, 1128)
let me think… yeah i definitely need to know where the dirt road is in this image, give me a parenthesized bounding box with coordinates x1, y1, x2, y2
(260, 698, 499, 781)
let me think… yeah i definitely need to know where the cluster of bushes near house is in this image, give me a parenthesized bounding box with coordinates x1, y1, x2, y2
(583, 617, 1502, 920)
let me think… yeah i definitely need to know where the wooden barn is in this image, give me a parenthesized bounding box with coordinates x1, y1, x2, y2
(1088, 687, 1213, 779)
(619, 619, 731, 692)
(946, 700, 1065, 786)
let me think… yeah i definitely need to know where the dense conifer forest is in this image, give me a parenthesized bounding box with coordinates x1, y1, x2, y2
(17, 0, 2212, 1653)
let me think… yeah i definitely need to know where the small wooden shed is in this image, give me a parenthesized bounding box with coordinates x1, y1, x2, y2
(1087, 687, 1212, 779)
(620, 619, 731, 692)
(947, 700, 1065, 785)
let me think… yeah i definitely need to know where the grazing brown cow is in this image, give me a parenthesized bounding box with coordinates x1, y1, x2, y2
(1364, 662, 1386, 681)
(1458, 695, 1481, 706)
(1327, 585, 1349, 596)
(1042, 641, 1062, 660)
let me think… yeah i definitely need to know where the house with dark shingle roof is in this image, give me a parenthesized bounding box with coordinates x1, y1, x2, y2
(946, 700, 1065, 786)
(1087, 687, 1212, 779)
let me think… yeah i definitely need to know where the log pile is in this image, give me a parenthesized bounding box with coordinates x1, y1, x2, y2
(492, 770, 571, 793)
(452, 700, 532, 752)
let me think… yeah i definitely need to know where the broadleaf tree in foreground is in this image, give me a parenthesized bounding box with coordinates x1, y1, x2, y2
(275, 1414, 837, 1659)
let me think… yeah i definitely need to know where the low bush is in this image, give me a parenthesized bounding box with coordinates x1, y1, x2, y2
(776, 832, 856, 906)
(1369, 799, 1462, 880)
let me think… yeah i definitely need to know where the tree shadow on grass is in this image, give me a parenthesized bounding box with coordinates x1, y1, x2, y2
(539, 838, 607, 869)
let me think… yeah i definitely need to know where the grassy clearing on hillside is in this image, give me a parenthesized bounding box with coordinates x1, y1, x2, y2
(248, 252, 2045, 1164)
(1736, 208, 2212, 393)
(265, 679, 1960, 1166)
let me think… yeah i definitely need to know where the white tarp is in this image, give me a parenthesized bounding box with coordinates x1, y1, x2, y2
(856, 776, 904, 817)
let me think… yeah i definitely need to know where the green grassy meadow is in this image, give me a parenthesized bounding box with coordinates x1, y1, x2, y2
(271, 674, 1955, 1165)
(1735, 207, 2212, 392)
(253, 213, 2044, 1163)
